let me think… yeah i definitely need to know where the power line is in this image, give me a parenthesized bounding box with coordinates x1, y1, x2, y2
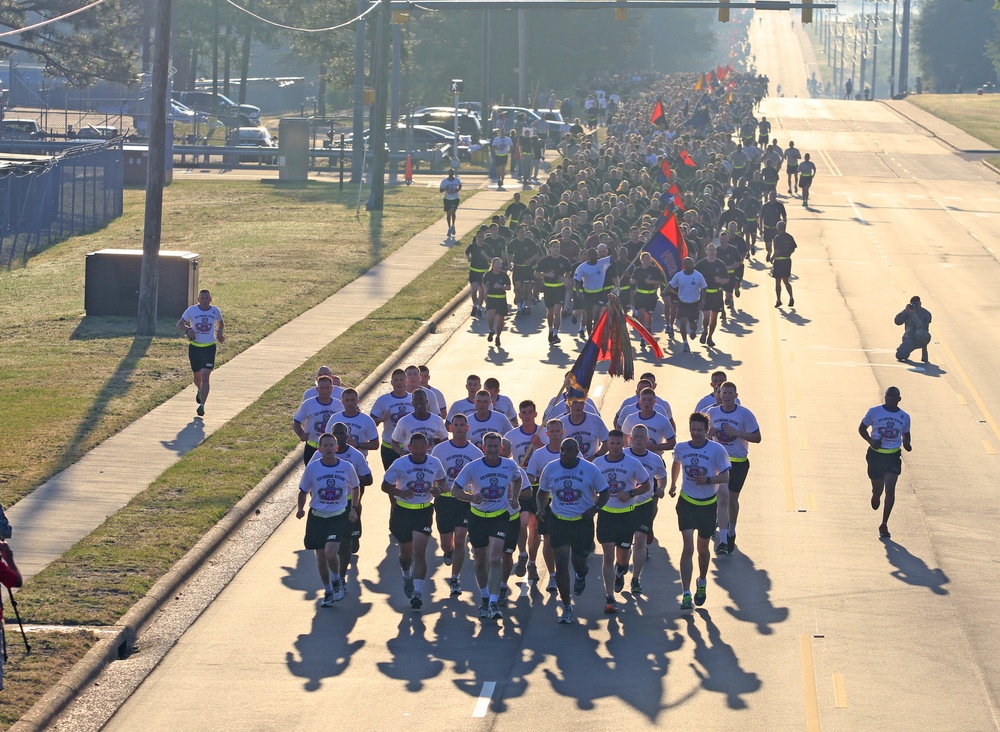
(0, 0, 107, 39)
(222, 0, 379, 33)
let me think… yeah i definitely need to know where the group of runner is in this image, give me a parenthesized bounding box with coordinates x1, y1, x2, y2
(452, 69, 814, 354)
(292, 362, 762, 621)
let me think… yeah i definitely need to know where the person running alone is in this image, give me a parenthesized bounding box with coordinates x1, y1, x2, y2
(798, 153, 817, 207)
(858, 387, 912, 539)
(439, 169, 462, 237)
(176, 289, 225, 417)
(483, 257, 512, 349)
(772, 221, 797, 308)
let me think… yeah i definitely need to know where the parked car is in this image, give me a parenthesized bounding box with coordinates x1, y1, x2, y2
(346, 124, 470, 158)
(173, 91, 261, 126)
(170, 99, 208, 123)
(535, 108, 566, 144)
(0, 118, 44, 139)
(230, 126, 276, 163)
(404, 108, 484, 144)
(75, 124, 120, 140)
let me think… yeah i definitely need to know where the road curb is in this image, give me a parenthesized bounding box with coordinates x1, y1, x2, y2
(8, 282, 471, 732)
(879, 100, 1000, 155)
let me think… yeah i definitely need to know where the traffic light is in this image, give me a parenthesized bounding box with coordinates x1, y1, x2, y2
(802, 0, 813, 24)
(718, 0, 730, 22)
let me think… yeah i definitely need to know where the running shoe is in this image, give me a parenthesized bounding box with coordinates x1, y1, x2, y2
(604, 597, 617, 615)
(478, 598, 490, 618)
(443, 550, 454, 566)
(403, 576, 414, 599)
(728, 533, 736, 554)
(471, 305, 478, 316)
(700, 331, 708, 344)
(525, 306, 532, 316)
(716, 541, 730, 555)
(552, 334, 561, 344)
(332, 581, 346, 602)
(448, 577, 462, 595)
(494, 335, 501, 348)
(694, 582, 707, 607)
(630, 578, 643, 595)
(680, 592, 694, 612)
(573, 572, 587, 596)
(775, 299, 782, 308)
(614, 566, 626, 593)
(683, 342, 690, 353)
(789, 297, 795, 307)
(707, 337, 715, 347)
(546, 576, 557, 592)
(514, 554, 528, 577)
(488, 331, 494, 342)
(578, 328, 585, 339)
(488, 601, 503, 621)
(195, 391, 201, 404)
(410, 591, 423, 610)
(547, 332, 555, 344)
(197, 404, 205, 417)
(735, 287, 741, 298)
(558, 604, 575, 624)
(498, 586, 509, 607)
(527, 563, 540, 582)
(320, 590, 334, 608)
(879, 524, 891, 538)
(871, 492, 881, 510)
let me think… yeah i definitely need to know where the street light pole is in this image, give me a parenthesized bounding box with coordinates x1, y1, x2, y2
(898, 0, 910, 95)
(870, 0, 879, 99)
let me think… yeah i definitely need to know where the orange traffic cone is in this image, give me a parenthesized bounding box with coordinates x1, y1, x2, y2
(404, 154, 413, 185)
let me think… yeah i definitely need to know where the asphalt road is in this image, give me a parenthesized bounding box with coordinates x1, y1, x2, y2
(53, 12, 1000, 732)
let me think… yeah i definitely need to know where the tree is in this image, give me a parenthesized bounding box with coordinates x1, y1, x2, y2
(915, 0, 996, 91)
(0, 0, 139, 85)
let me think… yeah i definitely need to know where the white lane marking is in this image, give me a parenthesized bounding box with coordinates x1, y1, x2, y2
(845, 196, 867, 225)
(815, 361, 926, 371)
(592, 384, 604, 397)
(906, 195, 927, 199)
(472, 682, 497, 717)
(810, 346, 895, 354)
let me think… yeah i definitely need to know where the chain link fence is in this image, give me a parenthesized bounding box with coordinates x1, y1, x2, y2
(0, 140, 123, 267)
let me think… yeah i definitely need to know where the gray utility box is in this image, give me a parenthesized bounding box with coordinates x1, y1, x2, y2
(279, 117, 310, 181)
(84, 249, 199, 317)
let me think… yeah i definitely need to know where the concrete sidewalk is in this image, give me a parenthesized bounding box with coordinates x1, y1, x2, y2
(7, 184, 512, 580)
(881, 99, 1000, 154)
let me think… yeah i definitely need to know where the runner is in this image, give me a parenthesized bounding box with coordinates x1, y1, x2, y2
(574, 247, 615, 340)
(370, 368, 415, 470)
(706, 383, 761, 554)
(439, 168, 462, 237)
(670, 412, 732, 611)
(331, 388, 379, 456)
(757, 116, 771, 147)
(483, 257, 512, 349)
(176, 289, 225, 417)
(798, 153, 817, 207)
(452, 433, 523, 621)
(626, 424, 667, 595)
(558, 398, 610, 460)
(484, 377, 518, 427)
(381, 433, 447, 610)
(446, 374, 482, 429)
(593, 430, 651, 614)
(465, 229, 491, 317)
(783, 141, 802, 194)
(292, 374, 345, 465)
(403, 364, 442, 416)
(301, 366, 343, 403)
(695, 243, 729, 347)
(491, 127, 513, 191)
(391, 388, 448, 455)
(321, 422, 374, 586)
(716, 232, 743, 317)
(296, 433, 360, 607)
(859, 387, 912, 538)
(509, 224, 541, 319)
(418, 365, 448, 419)
(668, 257, 708, 353)
(537, 438, 610, 624)
(614, 377, 673, 430)
(772, 220, 797, 308)
(431, 413, 482, 594)
(526, 418, 569, 591)
(758, 189, 787, 263)
(534, 241, 572, 344)
(631, 252, 665, 346)
(505, 400, 544, 580)
(466, 389, 515, 448)
(694, 371, 733, 413)
(622, 387, 677, 453)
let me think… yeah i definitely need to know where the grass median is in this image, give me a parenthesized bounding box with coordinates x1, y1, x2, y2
(0, 180, 466, 509)
(906, 94, 1000, 149)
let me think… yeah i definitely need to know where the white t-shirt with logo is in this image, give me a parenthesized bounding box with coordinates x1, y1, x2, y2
(181, 305, 222, 345)
(299, 457, 359, 516)
(538, 458, 609, 519)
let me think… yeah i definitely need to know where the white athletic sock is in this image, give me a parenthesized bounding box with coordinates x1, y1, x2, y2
(718, 528, 728, 543)
(489, 594, 499, 604)
(414, 579, 424, 593)
(402, 568, 412, 579)
(331, 573, 340, 584)
(451, 574, 459, 581)
(325, 580, 333, 592)
(696, 578, 706, 587)
(481, 589, 490, 599)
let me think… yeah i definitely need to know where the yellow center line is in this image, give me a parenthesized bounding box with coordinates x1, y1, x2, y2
(937, 338, 1000, 444)
(770, 304, 798, 512)
(984, 441, 996, 456)
(800, 635, 822, 731)
(956, 393, 968, 406)
(833, 672, 849, 708)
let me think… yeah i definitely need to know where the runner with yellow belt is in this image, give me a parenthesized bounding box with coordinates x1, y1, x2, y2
(706, 383, 761, 554)
(859, 387, 912, 539)
(772, 221, 797, 308)
(534, 241, 572, 345)
(631, 253, 664, 349)
(292, 374, 344, 465)
(798, 153, 817, 207)
(176, 289, 224, 417)
(670, 412, 731, 611)
(695, 244, 729, 348)
(758, 190, 787, 263)
(465, 228, 491, 317)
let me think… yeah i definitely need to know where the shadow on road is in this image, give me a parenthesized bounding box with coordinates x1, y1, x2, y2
(882, 538, 950, 595)
(158, 418, 206, 454)
(685, 610, 762, 709)
(713, 550, 790, 635)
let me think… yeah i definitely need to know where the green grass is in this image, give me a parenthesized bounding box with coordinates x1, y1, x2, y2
(14, 231, 475, 627)
(0, 630, 98, 729)
(906, 94, 1000, 149)
(0, 181, 466, 508)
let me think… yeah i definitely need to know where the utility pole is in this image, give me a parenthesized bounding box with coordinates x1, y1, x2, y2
(870, 0, 879, 99)
(389, 21, 401, 184)
(889, 0, 897, 97)
(898, 0, 910, 95)
(517, 10, 527, 105)
(367, 0, 391, 210)
(137, 0, 172, 336)
(350, 0, 366, 182)
(859, 14, 867, 95)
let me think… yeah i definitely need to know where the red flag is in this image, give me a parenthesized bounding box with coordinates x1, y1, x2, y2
(649, 98, 667, 129)
(717, 64, 727, 81)
(673, 193, 685, 211)
(625, 314, 663, 359)
(680, 149, 697, 168)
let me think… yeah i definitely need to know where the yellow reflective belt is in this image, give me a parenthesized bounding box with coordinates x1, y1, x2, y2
(601, 504, 634, 514)
(584, 288, 603, 293)
(636, 288, 657, 294)
(553, 513, 583, 522)
(704, 288, 720, 293)
(190, 341, 215, 347)
(381, 439, 393, 448)
(486, 294, 506, 299)
(729, 456, 748, 462)
(774, 257, 790, 261)
(544, 282, 565, 287)
(508, 512, 520, 522)
(470, 266, 488, 273)
(397, 501, 432, 509)
(679, 491, 718, 506)
(873, 447, 901, 455)
(307, 440, 318, 448)
(471, 507, 507, 518)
